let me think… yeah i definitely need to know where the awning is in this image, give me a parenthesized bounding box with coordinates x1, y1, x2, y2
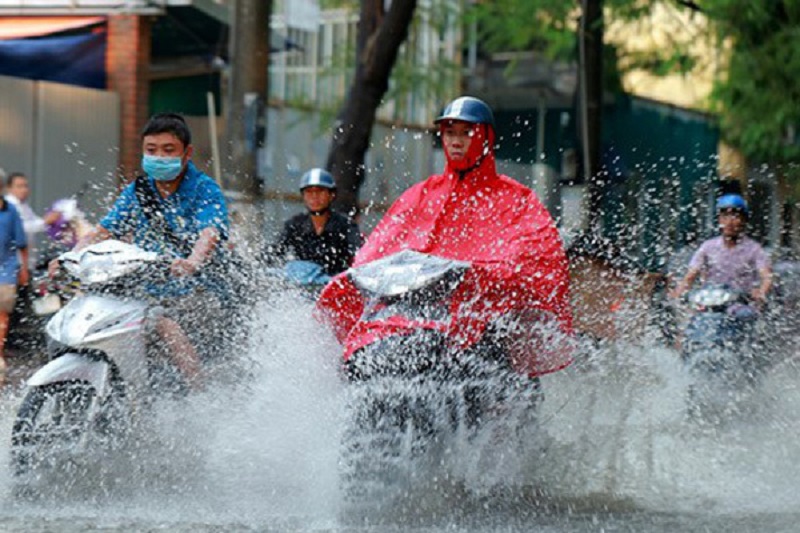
(0, 1, 172, 16)
(0, 16, 104, 40)
(0, 20, 107, 88)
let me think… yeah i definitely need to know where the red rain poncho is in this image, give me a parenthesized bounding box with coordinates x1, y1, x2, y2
(317, 141, 573, 377)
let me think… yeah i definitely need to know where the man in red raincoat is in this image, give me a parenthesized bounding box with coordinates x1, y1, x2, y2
(317, 96, 573, 379)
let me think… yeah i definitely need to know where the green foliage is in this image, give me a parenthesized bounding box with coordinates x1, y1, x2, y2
(703, 0, 800, 162)
(468, 0, 693, 93)
(319, 0, 358, 8)
(381, 1, 461, 122)
(314, 0, 800, 163)
(468, 0, 578, 60)
(472, 0, 800, 163)
(623, 49, 697, 76)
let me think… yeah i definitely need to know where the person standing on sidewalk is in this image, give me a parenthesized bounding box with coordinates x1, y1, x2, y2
(266, 168, 363, 282)
(0, 183, 29, 379)
(5, 172, 76, 268)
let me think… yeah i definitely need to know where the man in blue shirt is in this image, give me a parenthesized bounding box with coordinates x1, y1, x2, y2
(0, 181, 29, 377)
(53, 113, 229, 387)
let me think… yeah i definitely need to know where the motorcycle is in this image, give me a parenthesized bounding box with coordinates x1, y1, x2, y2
(681, 284, 763, 418)
(338, 251, 543, 505)
(9, 240, 224, 482)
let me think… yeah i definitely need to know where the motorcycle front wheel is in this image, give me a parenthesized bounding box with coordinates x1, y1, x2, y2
(10, 382, 96, 478)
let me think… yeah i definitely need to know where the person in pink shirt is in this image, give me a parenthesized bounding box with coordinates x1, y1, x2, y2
(670, 193, 772, 303)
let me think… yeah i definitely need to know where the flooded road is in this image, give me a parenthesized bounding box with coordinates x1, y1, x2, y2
(1, 291, 800, 532)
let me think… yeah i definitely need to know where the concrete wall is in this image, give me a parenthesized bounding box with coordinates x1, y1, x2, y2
(0, 75, 120, 221)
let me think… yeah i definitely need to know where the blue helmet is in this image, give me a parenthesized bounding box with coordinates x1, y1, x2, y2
(716, 193, 749, 218)
(299, 168, 336, 191)
(434, 96, 495, 129)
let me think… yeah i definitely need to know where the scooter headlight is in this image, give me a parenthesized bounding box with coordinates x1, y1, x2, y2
(689, 287, 738, 308)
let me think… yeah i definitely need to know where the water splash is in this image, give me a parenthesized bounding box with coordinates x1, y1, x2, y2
(533, 332, 800, 516)
(1, 289, 799, 530)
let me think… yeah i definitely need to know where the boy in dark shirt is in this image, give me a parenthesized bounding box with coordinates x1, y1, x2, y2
(269, 168, 363, 278)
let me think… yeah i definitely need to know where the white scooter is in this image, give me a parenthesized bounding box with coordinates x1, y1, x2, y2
(11, 240, 183, 479)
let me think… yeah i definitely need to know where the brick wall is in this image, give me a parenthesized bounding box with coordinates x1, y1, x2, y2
(106, 15, 151, 185)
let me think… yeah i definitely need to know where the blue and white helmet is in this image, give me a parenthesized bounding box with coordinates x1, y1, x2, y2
(716, 193, 749, 219)
(299, 168, 336, 191)
(434, 96, 495, 129)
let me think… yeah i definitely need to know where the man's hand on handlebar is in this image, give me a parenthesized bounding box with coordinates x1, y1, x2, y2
(667, 285, 687, 301)
(170, 257, 202, 278)
(47, 258, 62, 280)
(750, 287, 768, 304)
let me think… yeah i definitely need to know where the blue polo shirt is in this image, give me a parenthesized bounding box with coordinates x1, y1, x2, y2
(0, 201, 27, 284)
(100, 162, 229, 296)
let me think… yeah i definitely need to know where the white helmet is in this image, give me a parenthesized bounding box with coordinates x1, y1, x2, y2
(299, 168, 336, 191)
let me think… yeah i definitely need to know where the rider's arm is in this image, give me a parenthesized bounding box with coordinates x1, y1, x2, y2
(174, 176, 227, 277)
(94, 182, 137, 248)
(669, 243, 708, 299)
(750, 244, 773, 302)
(752, 265, 773, 302)
(42, 210, 62, 226)
(189, 227, 220, 265)
(670, 266, 701, 299)
(74, 225, 112, 251)
(171, 227, 220, 277)
(16, 208, 29, 285)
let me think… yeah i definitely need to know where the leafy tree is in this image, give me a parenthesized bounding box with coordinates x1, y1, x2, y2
(471, 0, 609, 228)
(703, 0, 800, 163)
(319, 0, 800, 214)
(473, 0, 800, 166)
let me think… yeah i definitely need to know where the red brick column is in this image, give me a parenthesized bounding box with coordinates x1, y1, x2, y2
(106, 15, 151, 185)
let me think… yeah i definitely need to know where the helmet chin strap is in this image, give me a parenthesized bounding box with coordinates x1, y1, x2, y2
(451, 124, 493, 179)
(308, 206, 331, 216)
(456, 149, 489, 179)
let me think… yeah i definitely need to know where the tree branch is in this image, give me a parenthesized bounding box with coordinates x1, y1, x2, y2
(675, 0, 703, 13)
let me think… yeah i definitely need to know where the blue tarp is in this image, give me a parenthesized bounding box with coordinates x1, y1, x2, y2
(0, 31, 106, 89)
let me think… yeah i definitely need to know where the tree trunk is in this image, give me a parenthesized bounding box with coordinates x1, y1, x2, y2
(225, 0, 271, 198)
(579, 0, 604, 231)
(325, 0, 418, 217)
